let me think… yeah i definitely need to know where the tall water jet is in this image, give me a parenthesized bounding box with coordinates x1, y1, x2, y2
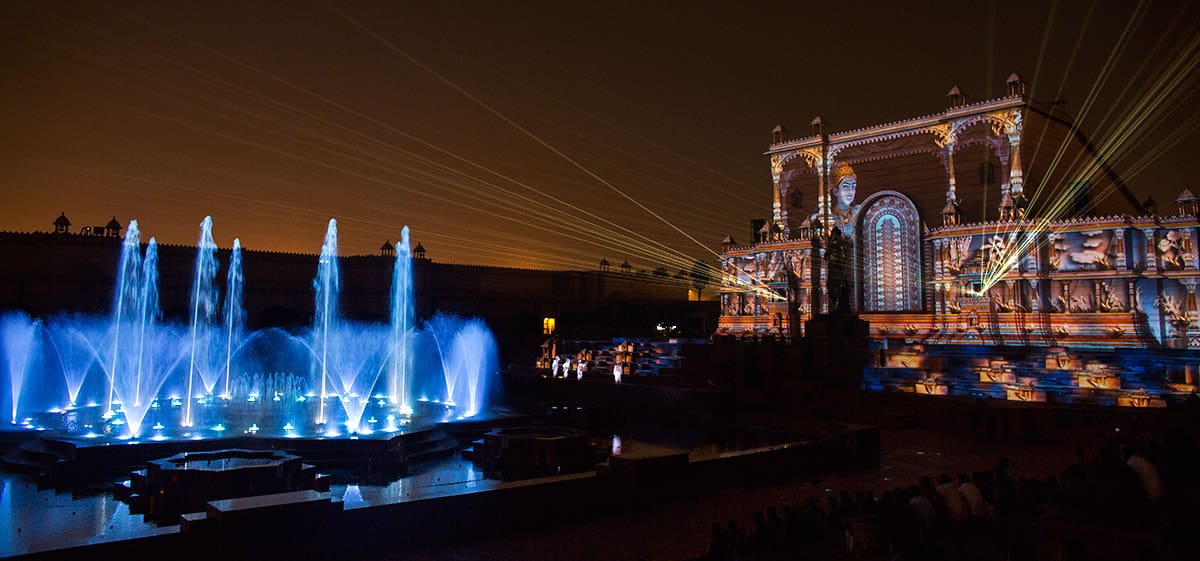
(106, 221, 142, 417)
(222, 239, 243, 398)
(134, 238, 160, 408)
(1, 312, 38, 423)
(313, 219, 340, 425)
(184, 217, 219, 427)
(389, 226, 413, 413)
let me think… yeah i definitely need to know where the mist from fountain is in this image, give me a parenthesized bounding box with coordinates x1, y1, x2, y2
(445, 320, 496, 417)
(1, 313, 38, 424)
(44, 316, 105, 406)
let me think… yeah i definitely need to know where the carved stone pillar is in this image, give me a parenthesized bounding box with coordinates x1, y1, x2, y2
(1007, 132, 1024, 199)
(1093, 280, 1104, 311)
(1128, 279, 1140, 314)
(772, 181, 782, 228)
(1143, 227, 1159, 273)
(1028, 278, 1041, 312)
(1047, 232, 1060, 271)
(945, 142, 958, 205)
(934, 283, 944, 314)
(933, 239, 944, 279)
(1183, 227, 1197, 270)
(817, 153, 831, 234)
(1006, 279, 1018, 311)
(1061, 281, 1071, 313)
(1182, 278, 1199, 329)
(816, 248, 828, 314)
(1114, 228, 1128, 271)
(771, 154, 784, 231)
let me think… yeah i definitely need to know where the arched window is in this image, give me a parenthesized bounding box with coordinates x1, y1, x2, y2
(858, 193, 922, 312)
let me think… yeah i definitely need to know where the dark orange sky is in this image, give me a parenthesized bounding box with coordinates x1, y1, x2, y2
(2, 1, 1197, 271)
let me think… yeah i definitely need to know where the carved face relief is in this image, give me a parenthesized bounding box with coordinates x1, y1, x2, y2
(835, 178, 857, 209)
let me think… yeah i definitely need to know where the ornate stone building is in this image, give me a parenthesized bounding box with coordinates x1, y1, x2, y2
(718, 74, 1200, 350)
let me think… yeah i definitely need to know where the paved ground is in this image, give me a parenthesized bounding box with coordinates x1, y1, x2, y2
(380, 425, 1086, 561)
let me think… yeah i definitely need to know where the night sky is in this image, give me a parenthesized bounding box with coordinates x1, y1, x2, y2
(3, 1, 1198, 271)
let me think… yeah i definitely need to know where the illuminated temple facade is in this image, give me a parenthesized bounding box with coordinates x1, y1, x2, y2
(719, 74, 1200, 350)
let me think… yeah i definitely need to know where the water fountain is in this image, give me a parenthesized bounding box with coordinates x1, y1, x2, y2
(0, 217, 500, 445)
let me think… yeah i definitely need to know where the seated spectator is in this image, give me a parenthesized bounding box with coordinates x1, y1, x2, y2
(936, 473, 969, 522)
(907, 484, 937, 530)
(1124, 444, 1165, 503)
(957, 472, 987, 519)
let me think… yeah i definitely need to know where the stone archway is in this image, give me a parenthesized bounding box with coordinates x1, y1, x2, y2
(856, 191, 922, 312)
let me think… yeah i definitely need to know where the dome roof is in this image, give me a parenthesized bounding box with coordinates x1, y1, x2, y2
(105, 216, 122, 229)
(54, 212, 70, 226)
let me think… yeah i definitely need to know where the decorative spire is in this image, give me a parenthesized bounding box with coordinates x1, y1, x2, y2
(1177, 188, 1197, 215)
(810, 115, 827, 136)
(942, 194, 961, 226)
(998, 192, 1016, 221)
(1006, 72, 1027, 97)
(104, 216, 123, 238)
(771, 124, 789, 144)
(946, 85, 967, 108)
(53, 212, 71, 234)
